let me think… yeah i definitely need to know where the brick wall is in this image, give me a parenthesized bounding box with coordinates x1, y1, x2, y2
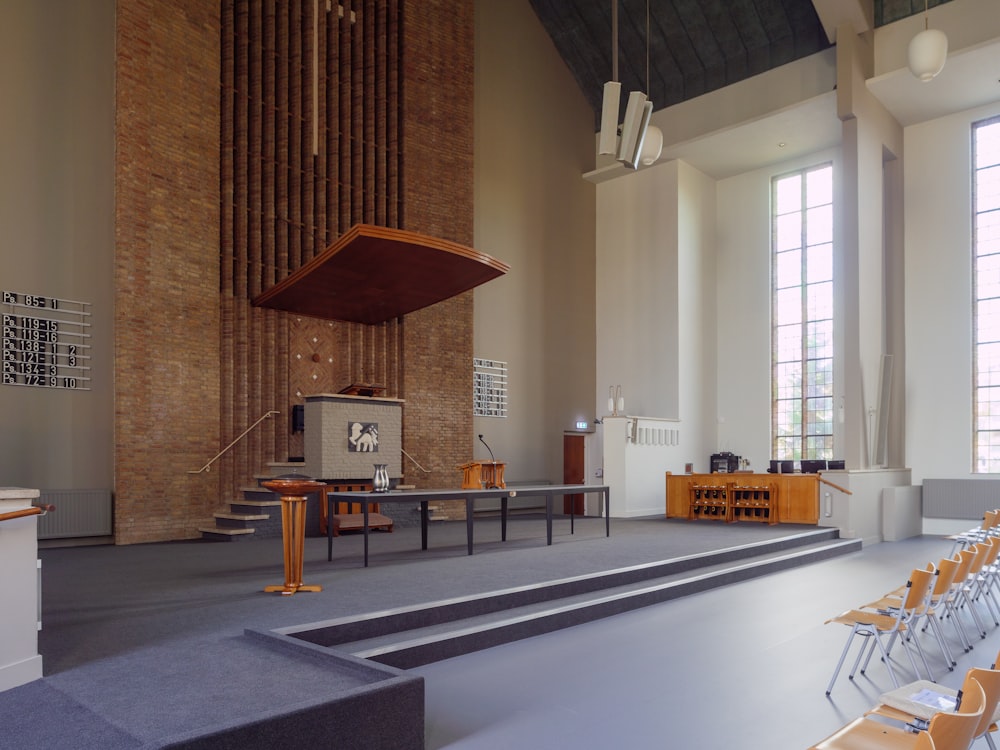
(398, 1, 475, 517)
(114, 0, 222, 543)
(112, 0, 475, 541)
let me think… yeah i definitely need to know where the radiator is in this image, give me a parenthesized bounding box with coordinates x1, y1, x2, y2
(922, 478, 1000, 520)
(37, 489, 113, 539)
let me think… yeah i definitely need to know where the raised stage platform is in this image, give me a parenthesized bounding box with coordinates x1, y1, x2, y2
(1, 516, 858, 748)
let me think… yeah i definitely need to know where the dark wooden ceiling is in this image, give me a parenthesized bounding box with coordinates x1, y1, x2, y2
(528, 0, 951, 128)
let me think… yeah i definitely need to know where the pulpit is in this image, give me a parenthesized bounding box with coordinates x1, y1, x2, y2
(459, 460, 506, 489)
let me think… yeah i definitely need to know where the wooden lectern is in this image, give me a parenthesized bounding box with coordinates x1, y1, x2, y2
(262, 479, 326, 596)
(459, 460, 506, 489)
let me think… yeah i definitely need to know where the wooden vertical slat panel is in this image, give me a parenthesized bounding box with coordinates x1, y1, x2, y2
(289, 0, 303, 271)
(218, 0, 413, 498)
(350, 0, 363, 226)
(276, 2, 289, 277)
(234, 1, 250, 303)
(339, 1, 353, 233)
(233, 0, 251, 490)
(325, 4, 339, 243)
(374, 0, 386, 225)
(315, 0, 329, 247)
(221, 0, 238, 501)
(386, 0, 399, 229)
(301, 1, 316, 262)
(222, 1, 236, 299)
(246, 1, 265, 477)
(263, 0, 277, 289)
(266, 4, 284, 464)
(363, 0, 375, 223)
(249, 0, 263, 299)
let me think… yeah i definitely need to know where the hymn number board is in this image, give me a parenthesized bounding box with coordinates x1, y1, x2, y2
(473, 358, 508, 418)
(2, 291, 91, 390)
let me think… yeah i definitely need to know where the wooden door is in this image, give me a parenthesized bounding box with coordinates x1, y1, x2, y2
(563, 434, 585, 514)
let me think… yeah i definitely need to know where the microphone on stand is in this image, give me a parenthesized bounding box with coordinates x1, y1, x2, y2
(478, 434, 497, 488)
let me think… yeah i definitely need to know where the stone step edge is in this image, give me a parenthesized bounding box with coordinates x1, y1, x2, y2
(232, 497, 283, 507)
(348, 540, 856, 665)
(198, 526, 256, 536)
(214, 512, 271, 521)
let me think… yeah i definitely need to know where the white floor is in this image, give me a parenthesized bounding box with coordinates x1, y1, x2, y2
(415, 535, 997, 749)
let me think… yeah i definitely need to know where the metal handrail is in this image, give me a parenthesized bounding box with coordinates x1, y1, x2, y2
(0, 504, 53, 523)
(188, 410, 280, 474)
(402, 448, 431, 474)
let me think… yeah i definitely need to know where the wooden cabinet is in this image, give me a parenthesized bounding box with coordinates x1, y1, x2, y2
(777, 474, 820, 524)
(666, 472, 819, 525)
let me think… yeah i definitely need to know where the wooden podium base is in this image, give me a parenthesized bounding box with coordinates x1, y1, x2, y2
(262, 479, 326, 596)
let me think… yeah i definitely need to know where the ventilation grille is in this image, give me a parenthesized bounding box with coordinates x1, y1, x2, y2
(922, 478, 1000, 520)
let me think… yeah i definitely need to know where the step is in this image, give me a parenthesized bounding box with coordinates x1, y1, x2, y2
(280, 530, 860, 668)
(264, 462, 308, 478)
(197, 526, 256, 541)
(232, 495, 283, 509)
(214, 511, 271, 522)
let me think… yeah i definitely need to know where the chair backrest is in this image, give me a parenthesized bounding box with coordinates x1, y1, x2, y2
(958, 546, 980, 583)
(983, 536, 1000, 568)
(903, 566, 936, 611)
(982, 510, 999, 532)
(965, 667, 1000, 739)
(913, 728, 937, 750)
(933, 557, 961, 600)
(970, 543, 991, 579)
(927, 676, 985, 750)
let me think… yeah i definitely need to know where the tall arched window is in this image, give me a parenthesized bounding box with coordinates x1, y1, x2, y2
(772, 163, 834, 460)
(974, 116, 1000, 472)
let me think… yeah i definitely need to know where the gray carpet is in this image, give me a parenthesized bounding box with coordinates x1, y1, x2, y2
(0, 515, 824, 748)
(37, 515, 813, 673)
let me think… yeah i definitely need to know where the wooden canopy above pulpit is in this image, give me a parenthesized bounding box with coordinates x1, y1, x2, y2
(251, 224, 510, 325)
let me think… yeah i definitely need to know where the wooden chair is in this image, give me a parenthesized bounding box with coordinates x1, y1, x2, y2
(949, 510, 1000, 557)
(880, 559, 966, 674)
(958, 544, 998, 640)
(825, 566, 936, 695)
(922, 557, 964, 669)
(945, 547, 988, 650)
(868, 663, 1000, 750)
(809, 676, 985, 750)
(972, 538, 1000, 623)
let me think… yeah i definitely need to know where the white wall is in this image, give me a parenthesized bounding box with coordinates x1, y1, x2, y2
(596, 162, 680, 421)
(594, 159, 718, 478)
(0, 2, 115, 491)
(473, 0, 597, 484)
(905, 100, 1000, 482)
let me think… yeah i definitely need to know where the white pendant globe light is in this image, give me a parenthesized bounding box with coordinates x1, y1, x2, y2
(907, 1, 948, 81)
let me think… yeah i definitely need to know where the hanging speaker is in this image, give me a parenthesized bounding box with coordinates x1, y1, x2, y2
(598, 81, 622, 155)
(617, 93, 652, 170)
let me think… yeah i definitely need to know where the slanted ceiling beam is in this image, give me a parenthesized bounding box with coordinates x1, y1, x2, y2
(811, 0, 873, 42)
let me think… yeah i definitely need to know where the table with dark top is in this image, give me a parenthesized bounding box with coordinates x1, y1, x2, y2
(326, 484, 611, 566)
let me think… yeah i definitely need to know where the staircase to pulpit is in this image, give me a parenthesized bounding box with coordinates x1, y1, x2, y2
(199, 461, 401, 541)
